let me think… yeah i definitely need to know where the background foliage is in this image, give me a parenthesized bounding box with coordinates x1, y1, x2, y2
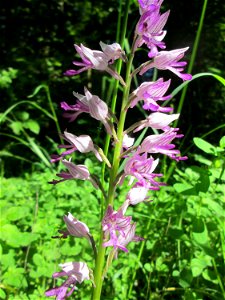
(1, 0, 225, 299)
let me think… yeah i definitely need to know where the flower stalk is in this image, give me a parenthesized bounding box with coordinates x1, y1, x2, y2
(45, 1, 192, 299)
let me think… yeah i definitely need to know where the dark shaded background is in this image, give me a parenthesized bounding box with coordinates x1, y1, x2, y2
(1, 0, 225, 176)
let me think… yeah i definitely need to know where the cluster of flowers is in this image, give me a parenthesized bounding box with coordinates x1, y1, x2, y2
(46, 0, 192, 299)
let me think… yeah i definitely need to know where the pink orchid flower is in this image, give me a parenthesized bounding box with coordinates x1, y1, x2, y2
(129, 78, 172, 112)
(61, 88, 113, 135)
(140, 47, 192, 81)
(138, 128, 188, 161)
(133, 112, 180, 132)
(51, 131, 102, 163)
(45, 262, 89, 300)
(64, 43, 126, 84)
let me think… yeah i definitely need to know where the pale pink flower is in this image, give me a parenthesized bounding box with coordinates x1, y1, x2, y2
(122, 134, 135, 149)
(140, 48, 192, 81)
(138, 128, 187, 161)
(126, 183, 150, 205)
(45, 262, 89, 300)
(129, 78, 172, 112)
(135, 9, 170, 57)
(61, 88, 113, 135)
(102, 205, 143, 253)
(133, 112, 180, 132)
(138, 0, 164, 14)
(122, 152, 164, 190)
(49, 159, 98, 188)
(99, 41, 126, 63)
(51, 131, 102, 163)
(61, 212, 90, 239)
(64, 43, 125, 84)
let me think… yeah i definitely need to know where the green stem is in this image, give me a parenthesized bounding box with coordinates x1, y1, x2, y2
(92, 1, 132, 299)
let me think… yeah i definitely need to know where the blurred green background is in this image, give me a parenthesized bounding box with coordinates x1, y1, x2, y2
(0, 0, 225, 299)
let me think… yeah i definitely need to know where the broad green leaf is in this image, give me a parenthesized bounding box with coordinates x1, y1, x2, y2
(6, 206, 30, 221)
(8, 121, 23, 135)
(1, 250, 16, 269)
(33, 253, 46, 266)
(192, 218, 209, 246)
(173, 183, 195, 194)
(16, 111, 29, 121)
(193, 137, 217, 155)
(144, 263, 153, 272)
(191, 257, 210, 277)
(0, 289, 6, 299)
(1, 224, 39, 247)
(219, 136, 225, 149)
(190, 166, 210, 193)
(202, 269, 218, 284)
(24, 119, 40, 134)
(2, 267, 27, 288)
(193, 154, 212, 166)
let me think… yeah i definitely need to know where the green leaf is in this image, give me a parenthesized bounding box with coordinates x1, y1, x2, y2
(16, 111, 30, 121)
(144, 263, 153, 272)
(8, 121, 23, 135)
(6, 206, 30, 221)
(1, 250, 16, 270)
(33, 253, 46, 266)
(24, 119, 40, 134)
(192, 218, 209, 246)
(1, 224, 39, 247)
(193, 137, 217, 155)
(0, 289, 6, 299)
(173, 183, 196, 194)
(219, 136, 225, 148)
(202, 269, 218, 284)
(191, 257, 209, 277)
(2, 267, 27, 288)
(179, 268, 193, 288)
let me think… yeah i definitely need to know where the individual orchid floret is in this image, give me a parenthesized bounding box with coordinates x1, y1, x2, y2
(59, 212, 91, 239)
(129, 78, 172, 112)
(100, 41, 127, 63)
(64, 43, 125, 85)
(122, 134, 135, 149)
(45, 262, 90, 300)
(121, 152, 164, 190)
(51, 131, 102, 163)
(132, 112, 180, 133)
(61, 88, 114, 136)
(126, 183, 150, 205)
(135, 9, 170, 57)
(138, 128, 188, 161)
(102, 205, 142, 253)
(140, 47, 192, 81)
(138, 0, 164, 14)
(49, 159, 98, 188)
